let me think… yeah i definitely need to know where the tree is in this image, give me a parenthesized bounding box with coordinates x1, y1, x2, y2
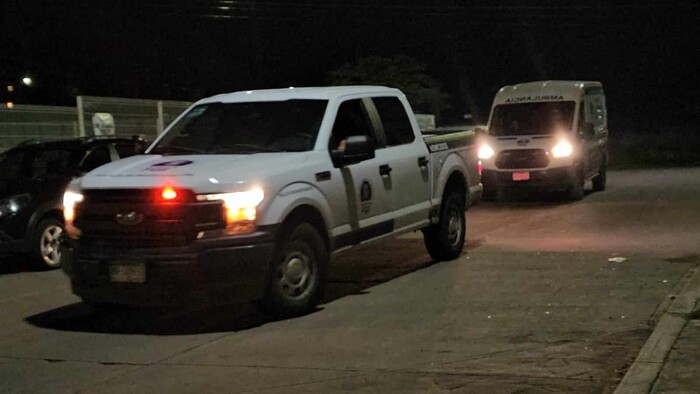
(327, 56, 450, 120)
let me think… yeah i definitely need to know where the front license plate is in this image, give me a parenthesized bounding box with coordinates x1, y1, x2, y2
(512, 171, 530, 181)
(109, 261, 146, 283)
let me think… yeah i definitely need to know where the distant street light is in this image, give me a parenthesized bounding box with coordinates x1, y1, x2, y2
(22, 76, 32, 86)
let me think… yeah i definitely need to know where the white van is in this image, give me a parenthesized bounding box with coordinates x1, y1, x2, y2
(478, 81, 608, 200)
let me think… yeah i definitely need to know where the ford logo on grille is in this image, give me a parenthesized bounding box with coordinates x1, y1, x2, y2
(115, 211, 144, 225)
(517, 139, 530, 146)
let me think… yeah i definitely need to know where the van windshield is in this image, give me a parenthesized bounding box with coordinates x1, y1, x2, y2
(489, 101, 576, 136)
(151, 99, 328, 155)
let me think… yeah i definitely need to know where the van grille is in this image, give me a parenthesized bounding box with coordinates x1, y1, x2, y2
(496, 149, 549, 169)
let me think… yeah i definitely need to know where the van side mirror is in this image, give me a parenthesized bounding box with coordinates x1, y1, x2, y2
(331, 135, 375, 167)
(580, 122, 595, 141)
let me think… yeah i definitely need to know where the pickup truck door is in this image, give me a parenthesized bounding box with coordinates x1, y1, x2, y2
(369, 96, 431, 231)
(328, 98, 393, 248)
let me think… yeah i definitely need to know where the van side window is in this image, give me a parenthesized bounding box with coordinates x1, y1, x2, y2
(329, 99, 374, 151)
(373, 97, 415, 146)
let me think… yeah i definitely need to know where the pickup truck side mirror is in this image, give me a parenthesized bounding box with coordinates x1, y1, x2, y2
(580, 122, 595, 141)
(331, 135, 375, 167)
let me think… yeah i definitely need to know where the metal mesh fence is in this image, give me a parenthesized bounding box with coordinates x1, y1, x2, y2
(0, 104, 79, 152)
(0, 97, 192, 153)
(77, 96, 192, 140)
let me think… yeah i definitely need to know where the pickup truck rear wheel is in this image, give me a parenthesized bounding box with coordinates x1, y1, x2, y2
(261, 222, 327, 317)
(423, 192, 466, 261)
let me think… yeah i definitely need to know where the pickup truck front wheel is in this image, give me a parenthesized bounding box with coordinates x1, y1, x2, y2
(423, 192, 466, 261)
(261, 222, 327, 317)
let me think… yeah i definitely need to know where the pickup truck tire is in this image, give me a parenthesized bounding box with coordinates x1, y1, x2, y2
(423, 191, 466, 261)
(30, 218, 64, 270)
(261, 222, 327, 317)
(592, 158, 607, 192)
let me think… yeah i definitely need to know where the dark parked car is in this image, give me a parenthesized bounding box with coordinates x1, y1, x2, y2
(0, 136, 147, 269)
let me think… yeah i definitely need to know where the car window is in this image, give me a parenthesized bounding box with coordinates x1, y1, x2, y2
(373, 96, 415, 147)
(30, 148, 72, 179)
(79, 146, 111, 172)
(0, 148, 29, 180)
(115, 142, 143, 159)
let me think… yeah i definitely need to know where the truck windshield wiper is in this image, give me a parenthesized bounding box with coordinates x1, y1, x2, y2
(150, 145, 206, 155)
(209, 144, 284, 153)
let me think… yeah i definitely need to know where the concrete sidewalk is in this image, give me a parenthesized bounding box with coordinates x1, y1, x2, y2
(652, 318, 700, 393)
(615, 263, 700, 394)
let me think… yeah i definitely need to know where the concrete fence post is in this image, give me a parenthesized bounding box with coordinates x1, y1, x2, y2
(157, 100, 164, 135)
(76, 96, 86, 137)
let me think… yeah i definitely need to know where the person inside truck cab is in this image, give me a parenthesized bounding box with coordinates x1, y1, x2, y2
(329, 100, 374, 152)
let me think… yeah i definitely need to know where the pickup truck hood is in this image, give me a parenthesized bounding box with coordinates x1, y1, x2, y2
(79, 153, 310, 193)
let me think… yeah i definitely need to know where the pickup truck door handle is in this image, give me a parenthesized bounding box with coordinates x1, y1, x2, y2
(418, 156, 429, 168)
(379, 164, 392, 176)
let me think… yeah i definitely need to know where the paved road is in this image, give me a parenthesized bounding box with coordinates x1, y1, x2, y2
(1, 168, 699, 393)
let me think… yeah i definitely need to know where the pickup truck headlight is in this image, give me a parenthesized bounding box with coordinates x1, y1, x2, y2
(0, 194, 30, 218)
(199, 188, 264, 234)
(551, 140, 574, 158)
(63, 190, 84, 238)
(477, 144, 495, 160)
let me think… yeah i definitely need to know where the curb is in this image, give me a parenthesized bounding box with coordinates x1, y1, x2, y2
(614, 266, 700, 394)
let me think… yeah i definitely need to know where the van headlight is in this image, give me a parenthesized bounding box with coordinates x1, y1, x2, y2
(0, 194, 30, 218)
(199, 188, 264, 234)
(477, 144, 495, 160)
(551, 140, 574, 158)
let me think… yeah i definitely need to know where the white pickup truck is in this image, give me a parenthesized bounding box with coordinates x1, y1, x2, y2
(62, 86, 482, 316)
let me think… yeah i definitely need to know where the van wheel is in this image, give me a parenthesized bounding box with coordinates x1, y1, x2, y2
(261, 222, 327, 317)
(31, 218, 64, 270)
(592, 159, 607, 192)
(567, 167, 585, 201)
(423, 191, 466, 261)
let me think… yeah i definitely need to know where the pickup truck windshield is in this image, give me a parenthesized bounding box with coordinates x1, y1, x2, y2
(490, 101, 575, 136)
(152, 100, 328, 154)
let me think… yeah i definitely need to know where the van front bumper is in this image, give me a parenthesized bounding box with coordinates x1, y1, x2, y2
(482, 167, 575, 192)
(62, 225, 279, 308)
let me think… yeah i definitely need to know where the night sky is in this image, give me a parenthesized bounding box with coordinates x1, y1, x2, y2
(2, 1, 699, 131)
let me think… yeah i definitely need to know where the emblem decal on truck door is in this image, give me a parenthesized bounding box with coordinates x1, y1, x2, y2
(360, 180, 372, 214)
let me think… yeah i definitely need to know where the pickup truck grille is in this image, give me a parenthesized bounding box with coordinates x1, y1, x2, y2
(496, 149, 549, 169)
(75, 189, 225, 248)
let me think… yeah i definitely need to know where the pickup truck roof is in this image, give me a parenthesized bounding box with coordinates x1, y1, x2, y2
(199, 86, 403, 104)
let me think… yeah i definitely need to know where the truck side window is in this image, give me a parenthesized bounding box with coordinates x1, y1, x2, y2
(373, 97, 415, 147)
(329, 99, 374, 151)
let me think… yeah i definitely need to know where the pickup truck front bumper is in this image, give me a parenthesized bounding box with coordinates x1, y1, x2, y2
(62, 225, 279, 308)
